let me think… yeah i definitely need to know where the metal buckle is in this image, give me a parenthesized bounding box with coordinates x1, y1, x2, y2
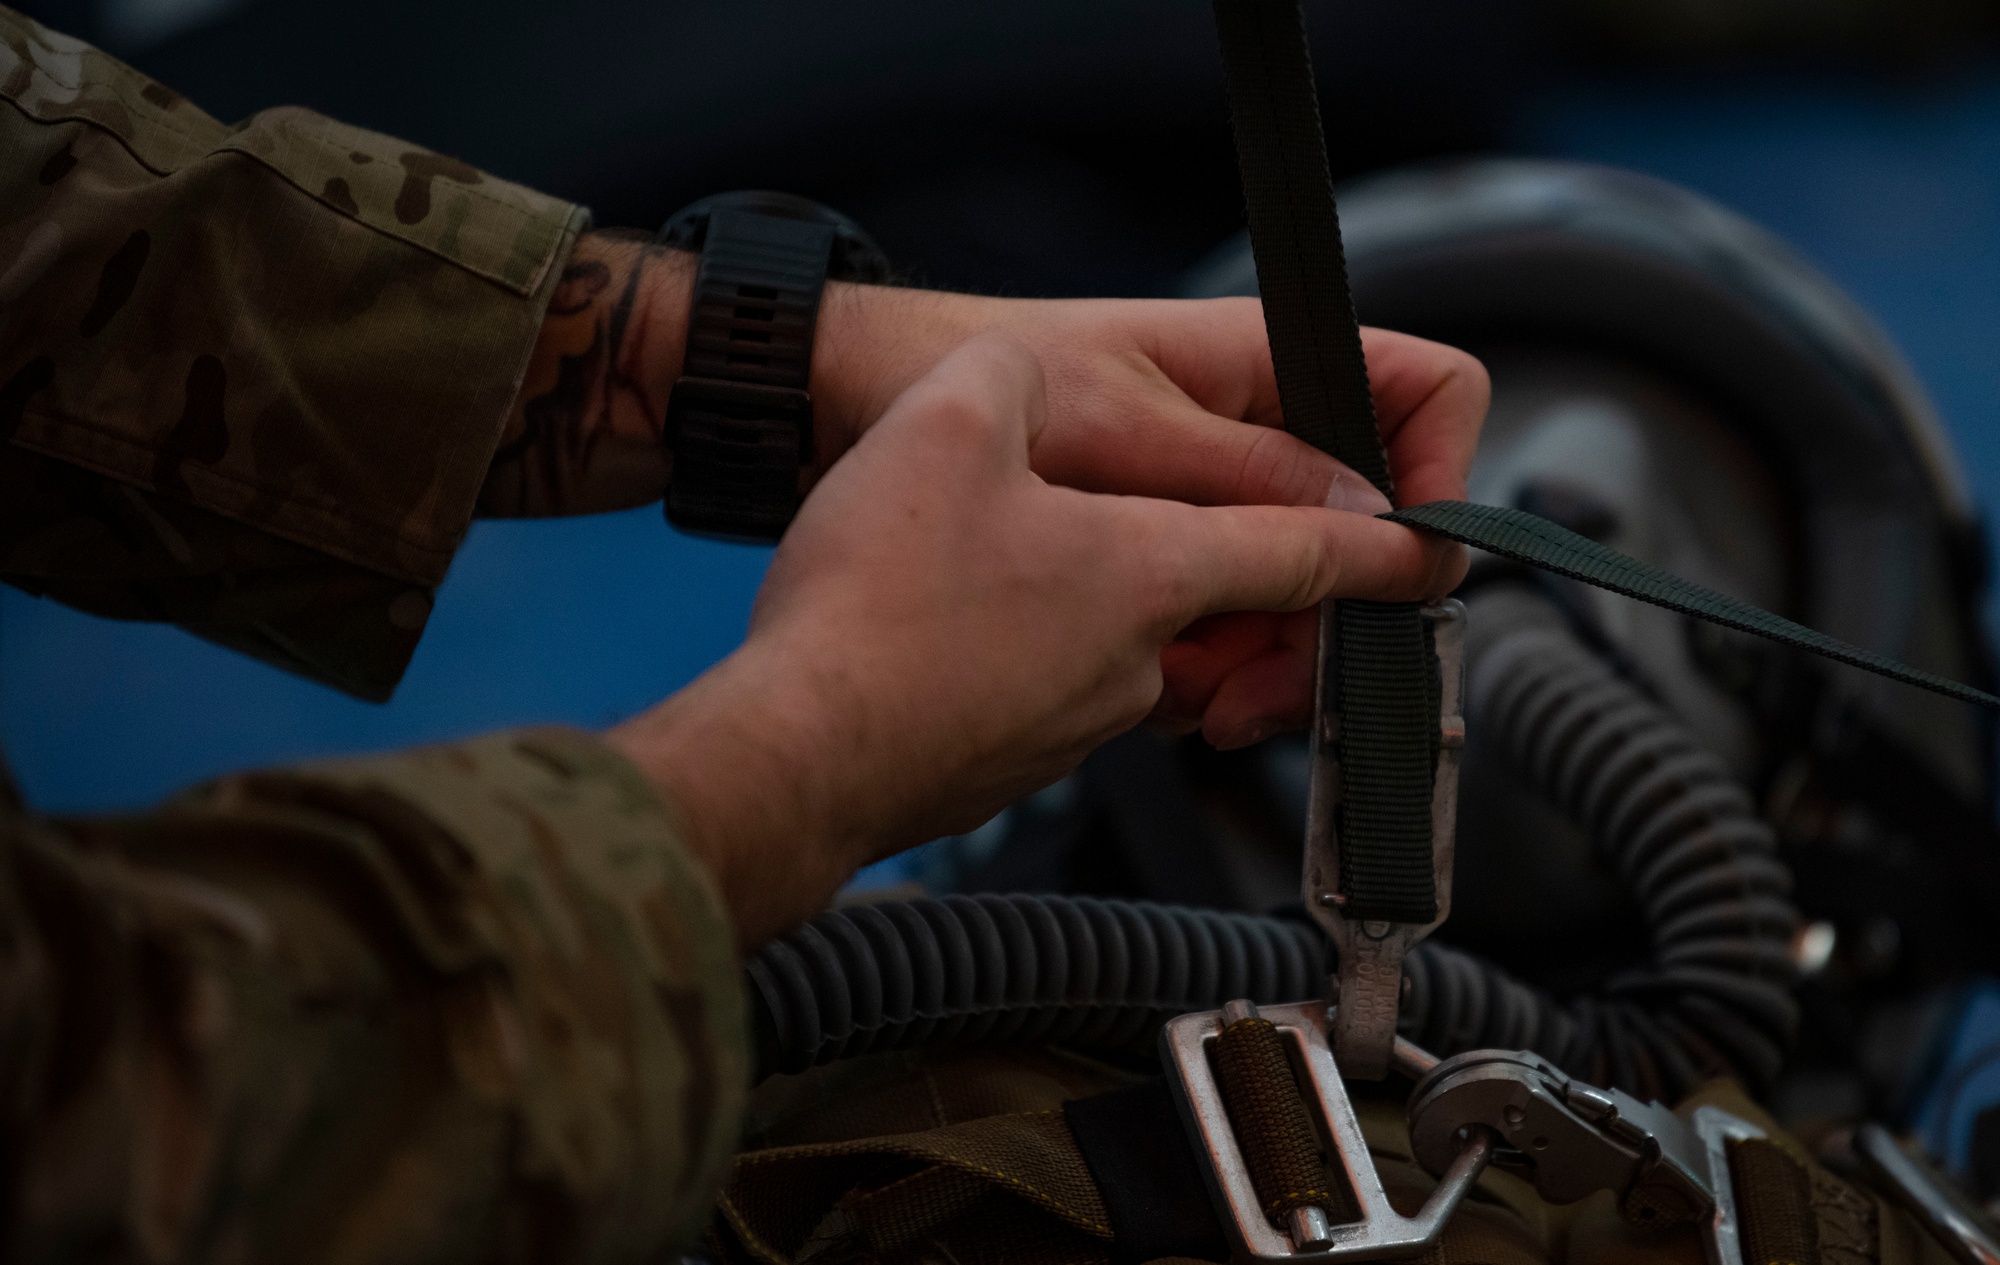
(1856, 1123, 2000, 1265)
(1305, 600, 1466, 1079)
(1162, 1001, 1495, 1261)
(1406, 1048, 1764, 1265)
(1692, 1105, 1767, 1265)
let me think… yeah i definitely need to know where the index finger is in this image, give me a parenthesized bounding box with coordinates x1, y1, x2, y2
(1139, 307, 1487, 507)
(1363, 328, 1490, 507)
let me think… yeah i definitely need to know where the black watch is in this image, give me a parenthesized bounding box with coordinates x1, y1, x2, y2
(657, 191, 890, 542)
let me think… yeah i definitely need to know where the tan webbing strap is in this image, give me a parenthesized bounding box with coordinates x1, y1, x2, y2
(714, 1066, 1543, 1265)
(713, 1110, 1114, 1265)
(1730, 1138, 1819, 1265)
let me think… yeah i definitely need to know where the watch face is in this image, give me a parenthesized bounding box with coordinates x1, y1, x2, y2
(658, 190, 893, 284)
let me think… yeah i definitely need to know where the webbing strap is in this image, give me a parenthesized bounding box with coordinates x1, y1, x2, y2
(1211, 0, 1384, 487)
(1214, 0, 1440, 924)
(1329, 603, 1441, 920)
(1726, 1138, 1819, 1265)
(1386, 501, 2000, 709)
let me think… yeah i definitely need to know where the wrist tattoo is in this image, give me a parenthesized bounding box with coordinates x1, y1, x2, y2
(480, 233, 689, 517)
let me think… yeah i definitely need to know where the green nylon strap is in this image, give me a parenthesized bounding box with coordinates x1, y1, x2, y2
(1210, 0, 1386, 491)
(1327, 602, 1442, 921)
(1387, 500, 2000, 710)
(1213, 0, 1439, 923)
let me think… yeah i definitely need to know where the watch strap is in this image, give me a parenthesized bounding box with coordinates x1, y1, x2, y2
(666, 209, 837, 540)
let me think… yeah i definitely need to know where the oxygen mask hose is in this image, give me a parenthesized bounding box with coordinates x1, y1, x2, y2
(745, 585, 1801, 1103)
(1409, 584, 1801, 1099)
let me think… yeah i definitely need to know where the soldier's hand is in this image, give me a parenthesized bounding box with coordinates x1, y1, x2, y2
(817, 291, 1489, 750)
(605, 334, 1464, 949)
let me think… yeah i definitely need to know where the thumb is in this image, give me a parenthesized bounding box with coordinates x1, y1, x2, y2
(1139, 500, 1460, 626)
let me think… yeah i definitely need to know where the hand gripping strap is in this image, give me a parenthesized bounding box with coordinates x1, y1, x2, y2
(1386, 501, 2000, 709)
(1213, 0, 1437, 923)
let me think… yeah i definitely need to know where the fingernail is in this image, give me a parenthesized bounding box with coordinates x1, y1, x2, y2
(1323, 464, 1393, 516)
(1214, 720, 1273, 751)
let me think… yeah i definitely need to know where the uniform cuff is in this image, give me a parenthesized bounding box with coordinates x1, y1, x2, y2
(2, 10, 592, 697)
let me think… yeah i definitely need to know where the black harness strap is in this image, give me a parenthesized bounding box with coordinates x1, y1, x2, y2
(1213, 0, 1440, 924)
(1211, 0, 1383, 484)
(1065, 1079, 1231, 1265)
(1387, 500, 2000, 709)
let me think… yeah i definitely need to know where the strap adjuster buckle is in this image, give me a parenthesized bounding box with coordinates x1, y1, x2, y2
(1162, 1000, 1495, 1261)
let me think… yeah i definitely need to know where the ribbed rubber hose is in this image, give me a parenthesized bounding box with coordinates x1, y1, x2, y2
(748, 896, 1330, 1077)
(1427, 586, 1801, 1100)
(747, 589, 1800, 1100)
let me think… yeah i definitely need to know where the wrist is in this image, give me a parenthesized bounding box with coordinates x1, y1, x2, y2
(808, 282, 986, 477)
(527, 231, 696, 436)
(604, 639, 871, 950)
(631, 243, 699, 416)
(486, 233, 697, 517)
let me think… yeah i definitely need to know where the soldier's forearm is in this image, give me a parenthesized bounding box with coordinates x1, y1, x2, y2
(0, 7, 589, 697)
(608, 636, 874, 952)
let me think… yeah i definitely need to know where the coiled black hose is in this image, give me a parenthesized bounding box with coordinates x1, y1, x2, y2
(748, 587, 1799, 1100)
(1438, 586, 1800, 1099)
(748, 895, 1329, 1076)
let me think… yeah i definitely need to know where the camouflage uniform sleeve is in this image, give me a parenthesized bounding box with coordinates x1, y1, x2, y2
(0, 7, 590, 699)
(0, 726, 749, 1264)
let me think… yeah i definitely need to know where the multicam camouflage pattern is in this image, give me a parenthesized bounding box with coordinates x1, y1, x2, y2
(0, 4, 588, 699)
(0, 11, 757, 1260)
(2, 726, 749, 1263)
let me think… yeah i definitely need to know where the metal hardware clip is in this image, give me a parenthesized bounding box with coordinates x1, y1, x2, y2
(1163, 1002, 1494, 1261)
(1306, 599, 1466, 1080)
